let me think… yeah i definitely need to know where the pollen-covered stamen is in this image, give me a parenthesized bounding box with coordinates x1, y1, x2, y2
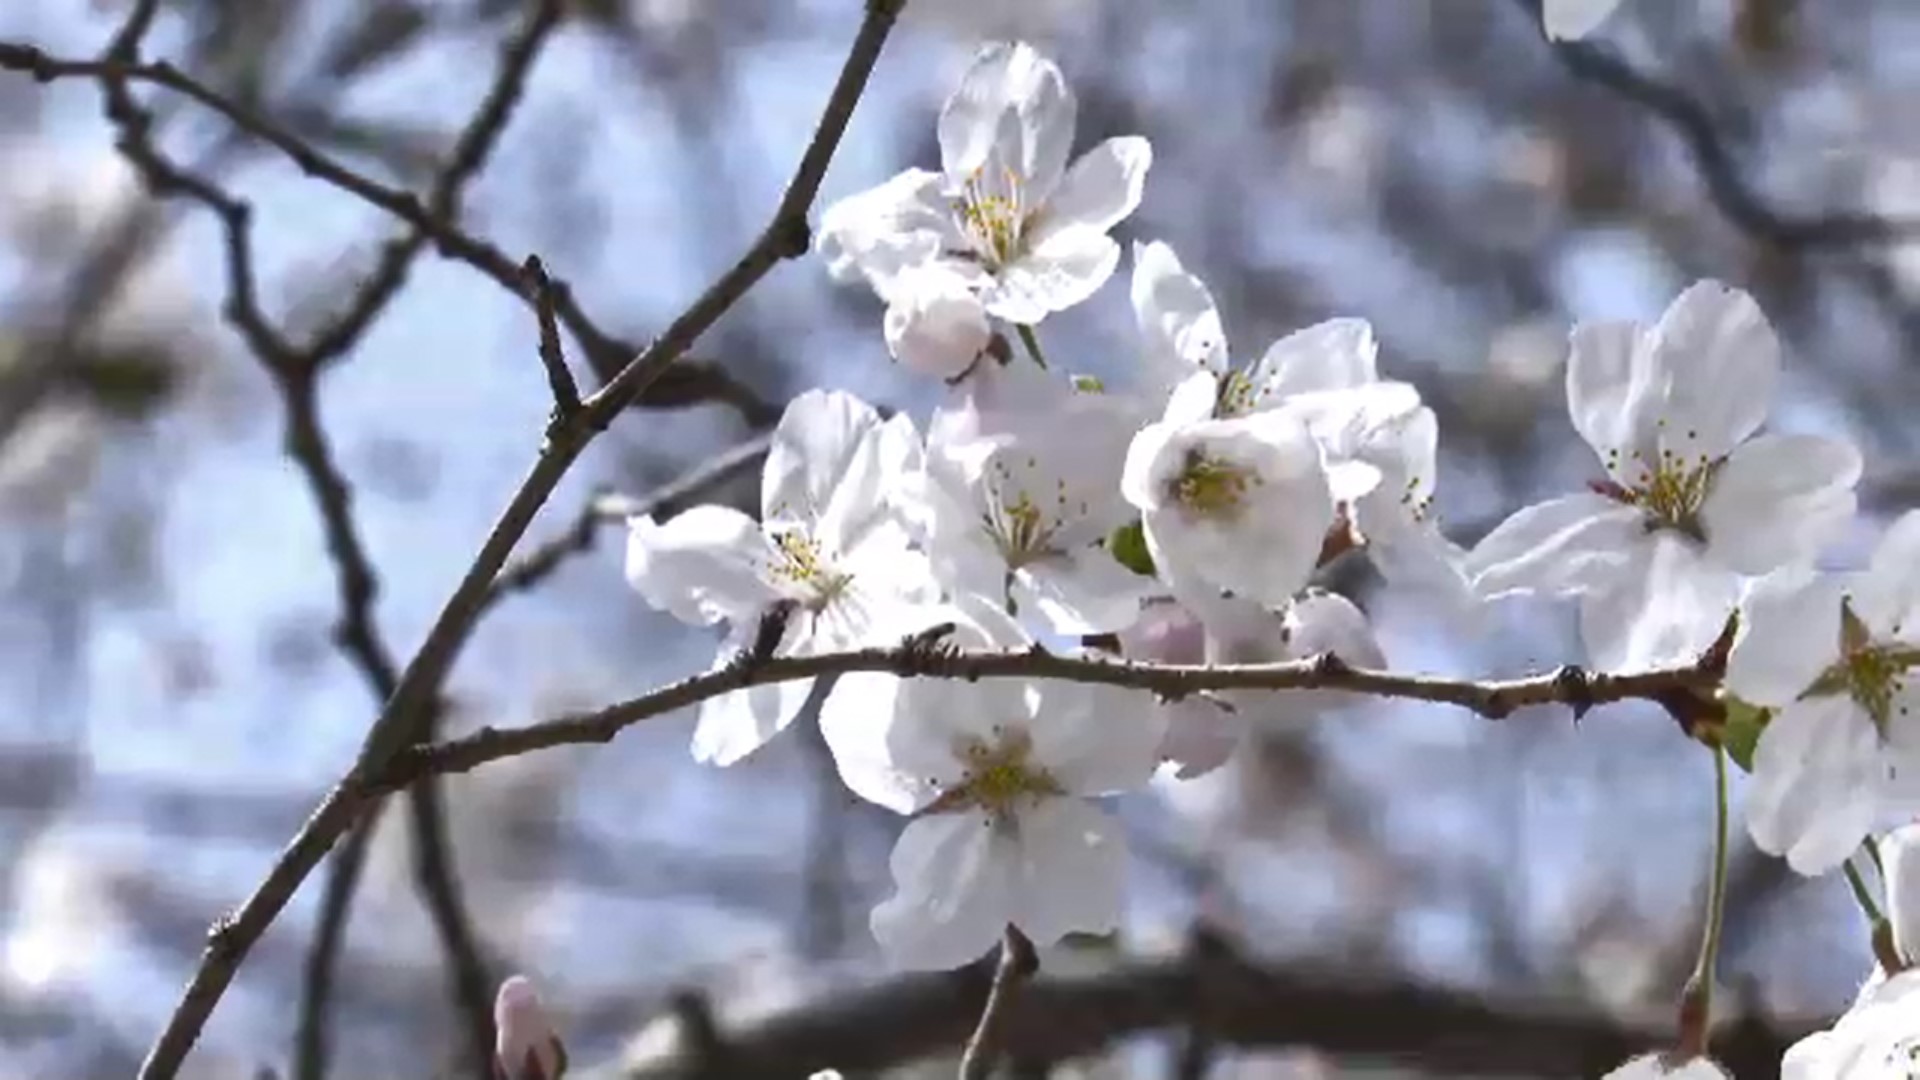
(1595, 424, 1720, 543)
(1803, 600, 1918, 733)
(953, 165, 1028, 269)
(1216, 370, 1262, 418)
(930, 725, 1063, 823)
(769, 528, 853, 610)
(979, 456, 1090, 570)
(1170, 448, 1259, 521)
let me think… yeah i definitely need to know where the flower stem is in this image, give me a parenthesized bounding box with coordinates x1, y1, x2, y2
(1679, 744, 1730, 1058)
(1015, 322, 1049, 369)
(1845, 857, 1886, 925)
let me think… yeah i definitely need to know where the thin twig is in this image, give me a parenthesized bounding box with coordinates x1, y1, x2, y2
(959, 926, 1039, 1079)
(136, 4, 906, 1074)
(521, 255, 582, 418)
(480, 433, 774, 614)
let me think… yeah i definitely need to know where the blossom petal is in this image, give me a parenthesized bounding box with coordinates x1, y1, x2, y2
(815, 169, 953, 293)
(1465, 493, 1643, 599)
(1028, 681, 1165, 794)
(1566, 319, 1656, 473)
(626, 507, 782, 626)
(1034, 136, 1151, 240)
(1014, 550, 1153, 637)
(763, 389, 883, 529)
(1247, 318, 1379, 400)
(1012, 799, 1127, 945)
(1602, 1054, 1729, 1080)
(938, 42, 1075, 196)
(816, 671, 930, 813)
(1543, 0, 1625, 40)
(1859, 509, 1920, 640)
(1577, 535, 1738, 672)
(816, 414, 922, 557)
(1646, 280, 1779, 462)
(872, 812, 1015, 970)
(692, 628, 816, 766)
(1726, 567, 1845, 708)
(1131, 240, 1228, 394)
(1746, 695, 1883, 876)
(1157, 698, 1244, 779)
(984, 227, 1120, 323)
(1699, 434, 1860, 575)
(1881, 823, 1920, 962)
(884, 265, 992, 379)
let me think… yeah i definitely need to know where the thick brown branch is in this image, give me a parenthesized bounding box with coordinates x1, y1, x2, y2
(135, 4, 904, 1074)
(616, 934, 1813, 1077)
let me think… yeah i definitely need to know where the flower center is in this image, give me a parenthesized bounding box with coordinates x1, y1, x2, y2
(1802, 601, 1918, 733)
(937, 726, 1062, 823)
(770, 528, 853, 610)
(979, 458, 1089, 571)
(1595, 442, 1720, 543)
(954, 165, 1028, 269)
(1170, 449, 1258, 521)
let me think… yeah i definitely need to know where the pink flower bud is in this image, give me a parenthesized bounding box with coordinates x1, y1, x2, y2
(494, 975, 567, 1080)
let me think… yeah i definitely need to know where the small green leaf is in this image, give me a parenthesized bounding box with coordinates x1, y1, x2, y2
(1108, 519, 1154, 577)
(1070, 373, 1106, 393)
(1721, 693, 1771, 773)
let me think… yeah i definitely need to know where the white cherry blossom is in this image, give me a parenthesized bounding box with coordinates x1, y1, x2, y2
(1128, 241, 1467, 597)
(907, 393, 1150, 635)
(1730, 511, 1920, 874)
(819, 602, 1165, 970)
(1122, 369, 1335, 610)
(817, 42, 1151, 327)
(1602, 1054, 1728, 1080)
(626, 390, 937, 766)
(1783, 967, 1920, 1079)
(1885, 822, 1920, 967)
(1543, 0, 1626, 40)
(1468, 280, 1861, 672)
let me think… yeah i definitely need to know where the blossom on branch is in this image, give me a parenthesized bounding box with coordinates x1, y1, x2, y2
(819, 603, 1165, 969)
(1468, 280, 1861, 672)
(1729, 512, 1920, 874)
(904, 390, 1151, 635)
(494, 975, 567, 1080)
(817, 41, 1152, 330)
(1128, 241, 1469, 602)
(625, 390, 937, 765)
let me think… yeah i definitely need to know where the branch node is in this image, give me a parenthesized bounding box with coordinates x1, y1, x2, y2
(730, 600, 798, 676)
(1310, 650, 1350, 679)
(770, 213, 812, 260)
(1553, 664, 1595, 721)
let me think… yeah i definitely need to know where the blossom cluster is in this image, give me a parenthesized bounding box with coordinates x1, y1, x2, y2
(621, 36, 1917, 1073)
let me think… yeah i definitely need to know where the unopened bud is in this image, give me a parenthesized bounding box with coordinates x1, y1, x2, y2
(495, 975, 567, 1080)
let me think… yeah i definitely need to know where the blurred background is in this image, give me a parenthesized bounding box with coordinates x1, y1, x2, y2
(0, 0, 1916, 1076)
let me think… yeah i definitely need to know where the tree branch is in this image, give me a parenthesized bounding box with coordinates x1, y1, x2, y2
(615, 930, 1814, 1077)
(134, 3, 905, 1074)
(1523, 0, 1920, 250)
(366, 644, 1721, 800)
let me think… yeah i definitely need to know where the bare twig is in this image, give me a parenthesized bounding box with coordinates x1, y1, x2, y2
(959, 926, 1039, 1080)
(521, 255, 582, 419)
(0, 40, 770, 422)
(136, 4, 906, 1074)
(1522, 0, 1920, 250)
(479, 432, 773, 614)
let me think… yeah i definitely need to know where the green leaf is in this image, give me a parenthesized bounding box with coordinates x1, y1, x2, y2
(1108, 519, 1154, 577)
(1720, 693, 1770, 773)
